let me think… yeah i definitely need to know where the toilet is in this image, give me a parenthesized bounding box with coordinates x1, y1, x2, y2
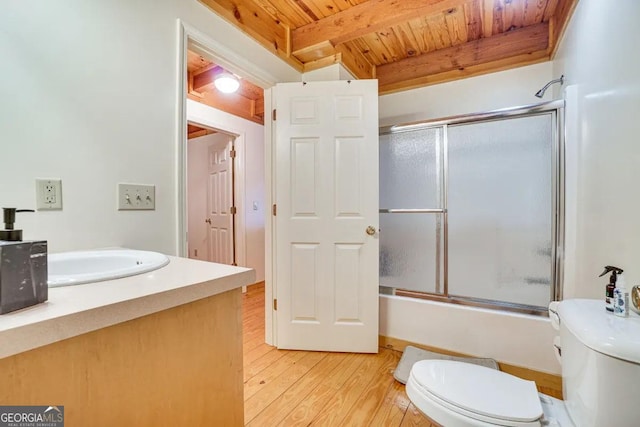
(406, 299, 640, 426)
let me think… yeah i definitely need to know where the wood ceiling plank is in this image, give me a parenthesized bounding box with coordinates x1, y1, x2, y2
(548, 0, 577, 56)
(199, 0, 303, 71)
(379, 49, 549, 93)
(336, 42, 376, 79)
(491, 0, 505, 34)
(523, 0, 547, 26)
(236, 83, 264, 101)
(542, 0, 559, 21)
(503, 0, 525, 30)
(481, 0, 495, 37)
(187, 51, 213, 73)
(253, 0, 314, 27)
(444, 5, 469, 45)
(415, 16, 439, 54)
(377, 22, 549, 87)
(291, 0, 469, 55)
(304, 0, 365, 19)
(392, 22, 427, 61)
(292, 0, 321, 20)
(358, 31, 399, 65)
(374, 28, 404, 63)
(349, 37, 380, 66)
(464, 0, 483, 40)
(427, 14, 454, 50)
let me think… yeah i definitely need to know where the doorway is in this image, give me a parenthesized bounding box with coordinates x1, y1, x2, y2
(186, 124, 237, 264)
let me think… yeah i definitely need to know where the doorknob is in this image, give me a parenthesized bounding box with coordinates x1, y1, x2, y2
(366, 226, 376, 236)
(205, 218, 212, 225)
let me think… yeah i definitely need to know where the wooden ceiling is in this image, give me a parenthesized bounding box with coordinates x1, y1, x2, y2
(187, 50, 265, 124)
(199, 0, 577, 93)
(187, 124, 218, 139)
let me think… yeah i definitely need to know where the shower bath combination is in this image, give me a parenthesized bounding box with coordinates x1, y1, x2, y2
(535, 75, 565, 98)
(379, 100, 564, 314)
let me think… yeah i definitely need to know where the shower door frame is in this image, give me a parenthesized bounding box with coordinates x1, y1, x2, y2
(379, 100, 565, 316)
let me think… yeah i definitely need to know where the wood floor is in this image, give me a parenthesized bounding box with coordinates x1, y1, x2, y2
(242, 283, 438, 427)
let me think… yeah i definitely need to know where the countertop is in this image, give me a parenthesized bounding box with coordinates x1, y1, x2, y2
(0, 255, 255, 359)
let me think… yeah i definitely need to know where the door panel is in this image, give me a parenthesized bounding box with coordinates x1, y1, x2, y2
(275, 80, 379, 353)
(207, 139, 234, 265)
(291, 243, 319, 322)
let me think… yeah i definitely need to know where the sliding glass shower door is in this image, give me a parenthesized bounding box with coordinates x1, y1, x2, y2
(379, 105, 562, 312)
(379, 128, 444, 294)
(447, 115, 554, 307)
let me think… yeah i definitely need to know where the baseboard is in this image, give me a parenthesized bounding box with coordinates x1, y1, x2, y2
(379, 335, 563, 399)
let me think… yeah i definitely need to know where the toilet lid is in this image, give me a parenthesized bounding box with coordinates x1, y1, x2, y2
(410, 360, 543, 423)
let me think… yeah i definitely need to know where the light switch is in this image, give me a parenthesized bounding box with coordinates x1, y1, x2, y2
(253, 201, 259, 211)
(118, 183, 155, 210)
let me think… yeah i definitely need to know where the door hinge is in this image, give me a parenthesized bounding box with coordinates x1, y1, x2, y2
(272, 109, 276, 121)
(273, 299, 278, 311)
(272, 204, 277, 216)
(230, 149, 236, 158)
(230, 206, 237, 215)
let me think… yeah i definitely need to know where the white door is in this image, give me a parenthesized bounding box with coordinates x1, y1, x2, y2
(274, 80, 379, 353)
(207, 138, 234, 265)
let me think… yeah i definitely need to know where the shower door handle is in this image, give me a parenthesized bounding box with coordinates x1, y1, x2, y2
(365, 226, 376, 236)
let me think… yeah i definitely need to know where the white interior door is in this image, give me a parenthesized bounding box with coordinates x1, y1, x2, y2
(207, 138, 234, 265)
(274, 80, 379, 353)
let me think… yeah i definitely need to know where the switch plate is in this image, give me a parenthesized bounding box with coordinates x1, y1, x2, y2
(118, 183, 155, 210)
(36, 179, 63, 210)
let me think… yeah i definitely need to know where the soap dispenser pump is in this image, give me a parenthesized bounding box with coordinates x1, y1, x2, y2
(0, 208, 35, 242)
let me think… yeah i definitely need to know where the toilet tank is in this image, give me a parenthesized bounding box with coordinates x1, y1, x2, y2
(558, 299, 640, 427)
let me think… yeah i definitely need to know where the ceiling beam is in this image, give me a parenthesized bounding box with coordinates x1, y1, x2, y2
(291, 0, 468, 55)
(192, 66, 225, 92)
(377, 22, 549, 91)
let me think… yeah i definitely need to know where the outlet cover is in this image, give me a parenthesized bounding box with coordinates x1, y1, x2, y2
(36, 179, 63, 210)
(118, 183, 155, 210)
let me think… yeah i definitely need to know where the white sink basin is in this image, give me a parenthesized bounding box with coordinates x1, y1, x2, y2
(48, 249, 170, 287)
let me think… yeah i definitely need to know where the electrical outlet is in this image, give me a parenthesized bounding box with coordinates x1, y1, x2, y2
(36, 179, 63, 210)
(118, 183, 155, 210)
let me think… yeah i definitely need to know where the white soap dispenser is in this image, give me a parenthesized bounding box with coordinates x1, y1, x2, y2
(614, 273, 629, 317)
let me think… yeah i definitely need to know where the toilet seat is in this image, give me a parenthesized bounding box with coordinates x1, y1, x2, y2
(407, 360, 544, 427)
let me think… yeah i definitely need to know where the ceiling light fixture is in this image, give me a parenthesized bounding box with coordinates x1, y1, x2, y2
(214, 73, 240, 94)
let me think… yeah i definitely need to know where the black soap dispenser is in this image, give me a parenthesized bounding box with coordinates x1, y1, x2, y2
(0, 208, 34, 241)
(600, 266, 623, 313)
(0, 208, 48, 314)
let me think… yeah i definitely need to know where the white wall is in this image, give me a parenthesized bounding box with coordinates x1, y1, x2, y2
(378, 61, 561, 374)
(302, 63, 355, 82)
(187, 100, 265, 283)
(0, 0, 298, 255)
(553, 0, 640, 299)
(187, 133, 231, 260)
(379, 61, 554, 126)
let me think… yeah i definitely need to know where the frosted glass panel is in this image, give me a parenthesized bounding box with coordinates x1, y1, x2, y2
(447, 114, 553, 307)
(380, 213, 440, 293)
(380, 128, 441, 208)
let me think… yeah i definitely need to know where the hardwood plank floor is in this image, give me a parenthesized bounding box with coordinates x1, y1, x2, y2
(242, 283, 438, 427)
